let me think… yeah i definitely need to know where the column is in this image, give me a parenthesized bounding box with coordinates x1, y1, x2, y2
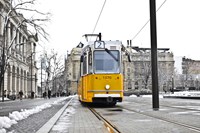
(12, 66, 16, 95)
(21, 70, 24, 94)
(24, 71, 27, 97)
(16, 68, 19, 94)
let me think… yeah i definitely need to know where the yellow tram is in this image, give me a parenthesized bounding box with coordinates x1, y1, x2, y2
(78, 34, 124, 106)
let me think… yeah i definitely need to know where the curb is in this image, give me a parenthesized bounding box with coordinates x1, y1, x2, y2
(36, 98, 73, 133)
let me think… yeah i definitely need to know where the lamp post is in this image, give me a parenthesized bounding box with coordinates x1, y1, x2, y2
(30, 52, 35, 98)
(1, 47, 5, 102)
(41, 56, 42, 98)
(171, 75, 174, 94)
(196, 75, 199, 90)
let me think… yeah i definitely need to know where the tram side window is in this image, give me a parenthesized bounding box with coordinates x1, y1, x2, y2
(83, 56, 87, 75)
(88, 53, 93, 73)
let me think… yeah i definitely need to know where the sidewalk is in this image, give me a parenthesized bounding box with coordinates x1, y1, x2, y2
(49, 96, 108, 133)
(0, 97, 71, 133)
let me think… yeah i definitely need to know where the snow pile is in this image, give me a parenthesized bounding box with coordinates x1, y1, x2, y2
(129, 95, 137, 98)
(0, 97, 11, 101)
(51, 99, 77, 132)
(129, 91, 200, 98)
(129, 94, 163, 98)
(165, 91, 200, 97)
(0, 97, 70, 133)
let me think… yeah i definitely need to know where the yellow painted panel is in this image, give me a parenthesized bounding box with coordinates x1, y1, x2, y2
(78, 74, 124, 103)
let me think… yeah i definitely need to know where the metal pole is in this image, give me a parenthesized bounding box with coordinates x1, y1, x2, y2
(41, 58, 42, 98)
(1, 47, 5, 102)
(149, 0, 159, 110)
(99, 33, 102, 41)
(31, 53, 32, 98)
(172, 76, 174, 94)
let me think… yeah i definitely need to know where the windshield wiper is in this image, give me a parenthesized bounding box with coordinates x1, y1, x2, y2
(105, 48, 118, 62)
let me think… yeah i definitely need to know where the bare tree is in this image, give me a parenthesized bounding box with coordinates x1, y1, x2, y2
(158, 62, 173, 92)
(137, 52, 151, 90)
(43, 49, 64, 97)
(0, 0, 50, 101)
(140, 61, 151, 90)
(43, 50, 54, 93)
(182, 57, 195, 88)
(51, 51, 64, 96)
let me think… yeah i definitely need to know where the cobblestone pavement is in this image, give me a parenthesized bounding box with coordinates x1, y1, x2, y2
(50, 97, 108, 133)
(6, 99, 69, 133)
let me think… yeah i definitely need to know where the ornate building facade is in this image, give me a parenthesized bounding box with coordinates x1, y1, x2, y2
(123, 46, 174, 94)
(180, 57, 200, 89)
(0, 0, 38, 98)
(64, 47, 82, 95)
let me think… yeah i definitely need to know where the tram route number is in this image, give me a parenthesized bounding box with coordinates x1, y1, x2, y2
(103, 76, 112, 79)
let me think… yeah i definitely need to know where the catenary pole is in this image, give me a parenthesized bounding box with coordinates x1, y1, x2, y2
(149, 0, 159, 110)
(41, 57, 42, 97)
(31, 53, 33, 98)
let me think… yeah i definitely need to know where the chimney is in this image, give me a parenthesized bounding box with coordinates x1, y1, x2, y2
(127, 40, 129, 46)
(130, 40, 132, 47)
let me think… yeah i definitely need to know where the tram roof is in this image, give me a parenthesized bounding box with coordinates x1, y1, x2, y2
(87, 40, 122, 45)
(80, 40, 122, 53)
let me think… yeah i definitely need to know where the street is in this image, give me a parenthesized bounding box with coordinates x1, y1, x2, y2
(1, 95, 200, 133)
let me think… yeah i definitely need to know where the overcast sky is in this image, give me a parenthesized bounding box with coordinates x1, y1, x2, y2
(35, 0, 200, 60)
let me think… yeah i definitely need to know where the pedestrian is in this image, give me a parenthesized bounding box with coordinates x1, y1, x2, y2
(163, 87, 167, 94)
(48, 89, 51, 99)
(19, 90, 23, 100)
(43, 92, 47, 99)
(31, 91, 34, 99)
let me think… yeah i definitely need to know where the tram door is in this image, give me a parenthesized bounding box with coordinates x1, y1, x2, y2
(82, 54, 88, 100)
(82, 76, 87, 100)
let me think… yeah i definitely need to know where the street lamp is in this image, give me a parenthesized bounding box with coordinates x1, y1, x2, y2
(196, 75, 199, 90)
(171, 75, 174, 94)
(30, 51, 36, 98)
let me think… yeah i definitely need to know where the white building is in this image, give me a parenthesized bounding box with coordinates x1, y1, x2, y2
(0, 0, 38, 99)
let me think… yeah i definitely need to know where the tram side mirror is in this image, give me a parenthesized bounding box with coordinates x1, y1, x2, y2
(126, 53, 131, 62)
(80, 55, 84, 62)
(128, 55, 131, 62)
(121, 45, 131, 62)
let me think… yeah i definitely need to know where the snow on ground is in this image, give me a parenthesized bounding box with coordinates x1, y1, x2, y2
(165, 91, 200, 97)
(51, 105, 76, 132)
(129, 94, 163, 98)
(0, 98, 11, 101)
(129, 91, 200, 98)
(0, 96, 75, 133)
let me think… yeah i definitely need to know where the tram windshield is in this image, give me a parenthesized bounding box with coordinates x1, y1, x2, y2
(94, 50, 120, 73)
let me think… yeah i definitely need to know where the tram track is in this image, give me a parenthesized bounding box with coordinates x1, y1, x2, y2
(120, 106, 200, 132)
(89, 107, 121, 133)
(70, 96, 200, 133)
(119, 98, 200, 133)
(126, 99, 200, 112)
(89, 104, 200, 133)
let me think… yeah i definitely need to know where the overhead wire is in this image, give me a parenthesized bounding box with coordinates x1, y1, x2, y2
(131, 0, 167, 41)
(91, 0, 107, 35)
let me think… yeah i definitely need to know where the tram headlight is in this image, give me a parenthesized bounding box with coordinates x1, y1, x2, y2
(105, 85, 110, 90)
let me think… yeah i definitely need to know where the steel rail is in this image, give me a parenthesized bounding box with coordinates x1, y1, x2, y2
(127, 100, 200, 112)
(120, 106, 200, 133)
(89, 107, 121, 133)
